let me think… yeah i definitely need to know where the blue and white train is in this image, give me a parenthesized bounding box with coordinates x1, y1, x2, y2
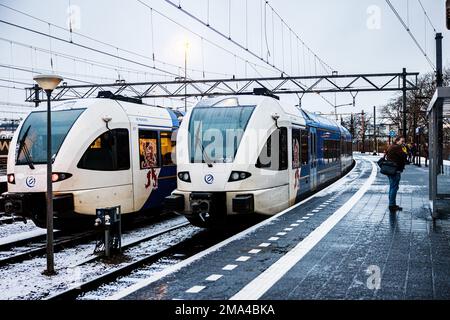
(3, 93, 182, 229)
(165, 94, 353, 227)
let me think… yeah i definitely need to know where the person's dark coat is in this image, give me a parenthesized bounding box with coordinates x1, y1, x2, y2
(386, 144, 407, 172)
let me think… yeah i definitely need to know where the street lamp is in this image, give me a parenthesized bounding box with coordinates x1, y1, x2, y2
(33, 74, 63, 275)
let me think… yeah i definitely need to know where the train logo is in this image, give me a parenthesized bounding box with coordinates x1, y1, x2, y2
(204, 174, 214, 184)
(25, 176, 36, 188)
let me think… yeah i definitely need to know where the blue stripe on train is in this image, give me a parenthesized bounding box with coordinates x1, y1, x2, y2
(140, 165, 177, 211)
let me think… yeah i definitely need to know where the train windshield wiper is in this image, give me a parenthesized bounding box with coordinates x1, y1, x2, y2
(194, 122, 213, 168)
(17, 125, 35, 170)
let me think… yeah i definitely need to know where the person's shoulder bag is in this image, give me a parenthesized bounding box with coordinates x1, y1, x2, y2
(377, 155, 398, 176)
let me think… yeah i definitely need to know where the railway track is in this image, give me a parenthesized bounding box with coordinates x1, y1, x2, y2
(0, 212, 181, 268)
(0, 212, 17, 225)
(47, 221, 191, 300)
(46, 216, 262, 300)
(0, 230, 97, 267)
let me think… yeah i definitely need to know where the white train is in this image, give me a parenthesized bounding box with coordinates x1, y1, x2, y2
(3, 92, 182, 229)
(165, 94, 353, 227)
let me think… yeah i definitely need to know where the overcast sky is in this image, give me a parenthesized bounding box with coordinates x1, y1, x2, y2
(0, 0, 449, 120)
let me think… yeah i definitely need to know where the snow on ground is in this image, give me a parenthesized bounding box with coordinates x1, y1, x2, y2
(0, 228, 46, 246)
(0, 215, 199, 300)
(78, 256, 182, 300)
(0, 220, 40, 240)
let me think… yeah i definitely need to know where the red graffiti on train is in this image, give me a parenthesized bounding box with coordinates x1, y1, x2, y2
(145, 168, 158, 190)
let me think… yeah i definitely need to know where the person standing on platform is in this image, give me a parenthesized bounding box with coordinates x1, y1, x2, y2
(386, 136, 407, 212)
(411, 143, 417, 164)
(424, 143, 429, 167)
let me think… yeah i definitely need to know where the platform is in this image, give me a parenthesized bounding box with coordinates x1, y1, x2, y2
(111, 155, 450, 300)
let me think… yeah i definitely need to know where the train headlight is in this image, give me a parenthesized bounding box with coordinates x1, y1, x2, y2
(228, 171, 251, 182)
(7, 174, 15, 184)
(178, 171, 191, 182)
(51, 172, 73, 183)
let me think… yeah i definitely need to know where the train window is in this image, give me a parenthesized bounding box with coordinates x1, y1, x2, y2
(139, 130, 160, 169)
(301, 130, 309, 165)
(323, 139, 341, 163)
(161, 131, 175, 166)
(77, 129, 130, 171)
(292, 129, 301, 169)
(256, 127, 288, 171)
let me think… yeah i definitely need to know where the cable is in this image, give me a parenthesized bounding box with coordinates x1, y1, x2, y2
(0, 19, 181, 78)
(0, 101, 33, 107)
(0, 64, 98, 85)
(263, 1, 271, 61)
(265, 1, 334, 73)
(0, 84, 26, 91)
(0, 37, 167, 79)
(384, 0, 436, 70)
(0, 78, 33, 86)
(0, 3, 224, 78)
(417, 0, 437, 33)
(161, 0, 285, 75)
(137, 0, 277, 75)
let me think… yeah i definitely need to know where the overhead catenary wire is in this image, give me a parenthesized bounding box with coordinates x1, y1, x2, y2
(0, 19, 181, 78)
(384, 0, 436, 71)
(417, 0, 437, 33)
(0, 3, 231, 79)
(264, 1, 334, 74)
(136, 0, 277, 75)
(263, 1, 271, 62)
(162, 0, 286, 75)
(0, 4, 179, 74)
(0, 37, 178, 78)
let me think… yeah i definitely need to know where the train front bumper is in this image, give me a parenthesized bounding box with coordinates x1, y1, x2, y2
(165, 190, 255, 218)
(2, 192, 74, 220)
(165, 185, 289, 218)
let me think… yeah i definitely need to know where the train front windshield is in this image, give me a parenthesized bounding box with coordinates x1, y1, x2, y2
(16, 109, 85, 166)
(188, 105, 255, 163)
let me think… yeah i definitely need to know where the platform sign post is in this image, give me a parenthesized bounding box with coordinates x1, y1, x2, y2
(94, 206, 122, 258)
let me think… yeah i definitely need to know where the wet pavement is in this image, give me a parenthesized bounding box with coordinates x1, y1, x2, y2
(115, 155, 450, 300)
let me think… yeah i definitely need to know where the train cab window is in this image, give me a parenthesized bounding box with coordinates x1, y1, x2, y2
(139, 130, 160, 169)
(256, 127, 288, 171)
(301, 129, 309, 165)
(77, 129, 130, 171)
(292, 129, 301, 169)
(161, 131, 175, 166)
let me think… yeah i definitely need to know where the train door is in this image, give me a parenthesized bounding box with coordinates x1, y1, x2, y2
(340, 136, 344, 173)
(132, 128, 176, 212)
(310, 127, 318, 191)
(290, 127, 302, 205)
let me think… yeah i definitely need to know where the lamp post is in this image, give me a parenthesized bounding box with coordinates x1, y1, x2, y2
(33, 74, 63, 275)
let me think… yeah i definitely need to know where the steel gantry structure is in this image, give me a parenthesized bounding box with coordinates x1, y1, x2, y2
(25, 70, 419, 139)
(26, 70, 419, 103)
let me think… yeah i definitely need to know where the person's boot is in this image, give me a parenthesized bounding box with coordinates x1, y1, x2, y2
(389, 205, 403, 211)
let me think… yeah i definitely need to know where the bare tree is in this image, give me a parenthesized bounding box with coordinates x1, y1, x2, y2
(381, 67, 450, 142)
(341, 111, 372, 152)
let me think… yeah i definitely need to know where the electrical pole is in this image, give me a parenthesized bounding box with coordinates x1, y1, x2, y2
(435, 33, 443, 173)
(350, 113, 355, 138)
(34, 84, 40, 108)
(373, 105, 377, 155)
(402, 68, 407, 141)
(361, 110, 365, 153)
